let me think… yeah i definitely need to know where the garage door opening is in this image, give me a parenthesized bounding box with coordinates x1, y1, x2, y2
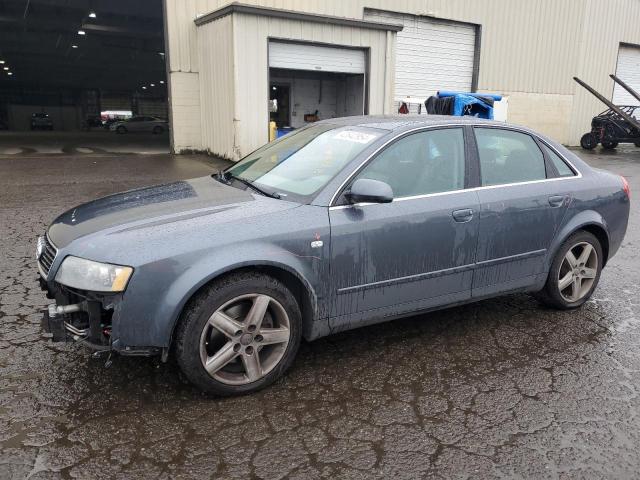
(0, 0, 169, 156)
(268, 42, 367, 136)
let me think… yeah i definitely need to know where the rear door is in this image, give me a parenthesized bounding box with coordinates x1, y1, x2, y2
(329, 127, 480, 328)
(472, 127, 570, 297)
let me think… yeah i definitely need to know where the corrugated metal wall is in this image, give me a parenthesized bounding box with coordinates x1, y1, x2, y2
(197, 14, 236, 158)
(166, 0, 640, 149)
(568, 0, 640, 143)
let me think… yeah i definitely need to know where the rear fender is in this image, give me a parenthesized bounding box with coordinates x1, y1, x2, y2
(546, 209, 608, 270)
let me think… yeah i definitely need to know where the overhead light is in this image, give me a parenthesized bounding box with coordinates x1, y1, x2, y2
(159, 80, 165, 84)
(88, 11, 97, 18)
(78, 30, 86, 35)
(7, 72, 13, 76)
(272, 86, 277, 90)
(72, 45, 78, 49)
(158, 52, 165, 56)
(150, 83, 155, 87)
(142, 86, 147, 90)
(0, 60, 4, 64)
(3, 67, 8, 71)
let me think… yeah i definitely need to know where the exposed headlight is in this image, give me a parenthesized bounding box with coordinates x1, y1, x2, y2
(55, 256, 133, 292)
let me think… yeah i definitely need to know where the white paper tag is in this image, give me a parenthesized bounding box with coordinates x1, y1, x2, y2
(334, 131, 377, 144)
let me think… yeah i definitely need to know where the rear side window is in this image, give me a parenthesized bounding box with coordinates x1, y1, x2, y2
(541, 143, 575, 177)
(474, 128, 546, 186)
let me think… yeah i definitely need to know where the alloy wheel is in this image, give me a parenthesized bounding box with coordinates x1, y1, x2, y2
(558, 241, 598, 302)
(199, 294, 291, 385)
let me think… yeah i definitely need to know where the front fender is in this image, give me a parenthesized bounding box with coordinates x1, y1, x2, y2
(546, 209, 609, 270)
(113, 241, 328, 349)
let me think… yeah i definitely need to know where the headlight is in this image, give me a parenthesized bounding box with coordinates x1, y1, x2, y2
(55, 256, 133, 292)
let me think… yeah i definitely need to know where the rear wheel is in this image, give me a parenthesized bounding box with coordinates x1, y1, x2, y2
(601, 140, 618, 149)
(535, 230, 602, 309)
(580, 133, 598, 150)
(175, 272, 302, 395)
(116, 125, 126, 134)
(634, 140, 640, 147)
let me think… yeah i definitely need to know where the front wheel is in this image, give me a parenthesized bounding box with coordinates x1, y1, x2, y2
(580, 133, 598, 150)
(116, 126, 127, 134)
(601, 140, 618, 149)
(175, 272, 302, 395)
(535, 230, 602, 309)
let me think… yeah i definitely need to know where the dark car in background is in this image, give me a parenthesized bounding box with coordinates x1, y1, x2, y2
(37, 116, 630, 395)
(31, 112, 53, 130)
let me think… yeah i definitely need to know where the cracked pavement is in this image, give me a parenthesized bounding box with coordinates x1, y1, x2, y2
(1, 147, 639, 479)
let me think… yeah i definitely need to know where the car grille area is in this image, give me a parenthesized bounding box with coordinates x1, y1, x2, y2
(39, 236, 58, 278)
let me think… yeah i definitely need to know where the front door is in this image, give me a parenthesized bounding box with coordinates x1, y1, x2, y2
(328, 127, 480, 331)
(471, 127, 570, 297)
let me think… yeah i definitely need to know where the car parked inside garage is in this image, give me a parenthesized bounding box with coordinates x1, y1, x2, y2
(30, 112, 53, 130)
(110, 115, 168, 134)
(37, 116, 630, 395)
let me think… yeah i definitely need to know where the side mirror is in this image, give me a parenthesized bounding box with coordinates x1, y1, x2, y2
(345, 178, 393, 204)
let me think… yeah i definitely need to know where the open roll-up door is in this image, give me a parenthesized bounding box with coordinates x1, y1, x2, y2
(268, 41, 365, 74)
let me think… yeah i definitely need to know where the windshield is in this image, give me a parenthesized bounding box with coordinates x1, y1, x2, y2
(226, 124, 384, 202)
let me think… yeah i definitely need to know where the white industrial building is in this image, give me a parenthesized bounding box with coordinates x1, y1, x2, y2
(164, 0, 640, 159)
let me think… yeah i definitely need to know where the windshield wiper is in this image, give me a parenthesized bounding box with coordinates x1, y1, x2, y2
(218, 171, 281, 199)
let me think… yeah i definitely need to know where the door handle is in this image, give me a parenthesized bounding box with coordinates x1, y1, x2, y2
(548, 195, 565, 207)
(452, 208, 474, 223)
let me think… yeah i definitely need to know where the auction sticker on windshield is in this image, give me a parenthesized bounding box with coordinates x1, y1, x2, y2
(334, 130, 378, 144)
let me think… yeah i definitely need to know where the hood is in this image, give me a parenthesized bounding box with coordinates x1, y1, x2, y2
(47, 176, 294, 248)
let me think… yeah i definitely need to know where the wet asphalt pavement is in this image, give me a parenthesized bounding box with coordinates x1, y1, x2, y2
(1, 146, 639, 479)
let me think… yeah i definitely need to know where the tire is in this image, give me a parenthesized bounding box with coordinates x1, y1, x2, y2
(175, 272, 302, 396)
(535, 230, 603, 310)
(152, 126, 164, 134)
(580, 133, 598, 150)
(601, 140, 618, 149)
(634, 140, 640, 148)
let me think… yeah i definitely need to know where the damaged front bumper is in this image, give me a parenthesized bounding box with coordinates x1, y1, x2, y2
(39, 276, 162, 357)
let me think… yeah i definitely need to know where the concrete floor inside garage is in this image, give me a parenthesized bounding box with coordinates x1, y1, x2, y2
(0, 144, 639, 478)
(0, 130, 171, 156)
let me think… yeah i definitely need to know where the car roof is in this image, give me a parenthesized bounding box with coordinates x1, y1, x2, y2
(317, 115, 502, 132)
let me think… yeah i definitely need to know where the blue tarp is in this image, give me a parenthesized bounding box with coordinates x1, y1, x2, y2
(437, 91, 503, 101)
(452, 94, 493, 119)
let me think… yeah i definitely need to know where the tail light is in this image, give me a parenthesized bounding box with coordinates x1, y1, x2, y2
(621, 176, 630, 199)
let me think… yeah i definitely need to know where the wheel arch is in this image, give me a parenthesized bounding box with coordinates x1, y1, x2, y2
(580, 224, 609, 265)
(167, 261, 319, 350)
(550, 210, 610, 268)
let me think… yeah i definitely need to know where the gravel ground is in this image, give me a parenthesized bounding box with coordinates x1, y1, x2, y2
(0, 146, 638, 479)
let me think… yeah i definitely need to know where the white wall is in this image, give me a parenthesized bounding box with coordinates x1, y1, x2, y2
(271, 74, 338, 129)
(169, 72, 202, 152)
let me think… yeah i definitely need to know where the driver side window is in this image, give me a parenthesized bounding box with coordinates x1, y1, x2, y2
(353, 128, 466, 198)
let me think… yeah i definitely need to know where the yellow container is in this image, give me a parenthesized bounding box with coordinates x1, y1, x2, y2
(269, 121, 277, 142)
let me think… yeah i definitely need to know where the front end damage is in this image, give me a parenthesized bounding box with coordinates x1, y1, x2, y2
(39, 277, 163, 358)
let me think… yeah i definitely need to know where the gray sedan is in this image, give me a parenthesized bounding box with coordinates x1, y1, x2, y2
(38, 116, 630, 395)
(110, 115, 168, 134)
